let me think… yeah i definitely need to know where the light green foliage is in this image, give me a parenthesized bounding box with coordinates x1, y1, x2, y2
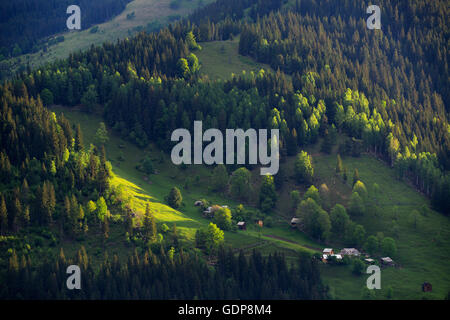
(213, 207, 232, 231)
(96, 197, 108, 222)
(353, 180, 368, 200)
(304, 185, 320, 203)
(196, 222, 224, 253)
(294, 151, 314, 184)
(186, 31, 201, 51)
(177, 58, 189, 77)
(187, 53, 200, 73)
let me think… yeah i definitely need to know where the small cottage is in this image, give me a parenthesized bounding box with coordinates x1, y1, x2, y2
(340, 248, 361, 257)
(422, 282, 432, 292)
(194, 200, 203, 207)
(291, 217, 300, 227)
(381, 257, 394, 266)
(237, 221, 246, 230)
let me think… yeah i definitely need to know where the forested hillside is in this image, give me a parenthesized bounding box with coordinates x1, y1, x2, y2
(0, 0, 449, 300)
(0, 0, 132, 57)
(14, 0, 449, 213)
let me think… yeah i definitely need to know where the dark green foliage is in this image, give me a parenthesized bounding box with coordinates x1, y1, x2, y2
(211, 164, 228, 192)
(381, 237, 397, 257)
(230, 167, 252, 201)
(167, 187, 182, 209)
(0, 246, 328, 299)
(40, 89, 54, 106)
(352, 259, 365, 275)
(259, 175, 277, 213)
(0, 0, 132, 56)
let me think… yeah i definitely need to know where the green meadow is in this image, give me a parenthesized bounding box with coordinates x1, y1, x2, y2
(50, 103, 450, 299)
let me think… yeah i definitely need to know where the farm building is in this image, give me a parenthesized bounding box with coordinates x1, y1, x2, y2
(203, 205, 225, 218)
(237, 221, 246, 230)
(322, 254, 342, 263)
(340, 248, 361, 256)
(422, 282, 432, 292)
(381, 257, 394, 266)
(323, 248, 334, 255)
(290, 217, 300, 227)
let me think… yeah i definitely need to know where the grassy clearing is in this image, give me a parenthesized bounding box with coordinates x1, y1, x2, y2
(7, 0, 213, 72)
(51, 104, 450, 299)
(50, 105, 320, 254)
(196, 37, 275, 80)
(311, 151, 450, 300)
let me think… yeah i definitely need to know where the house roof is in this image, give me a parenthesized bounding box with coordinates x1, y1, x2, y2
(381, 257, 393, 263)
(323, 248, 333, 253)
(340, 248, 361, 255)
(291, 218, 300, 224)
(237, 222, 246, 226)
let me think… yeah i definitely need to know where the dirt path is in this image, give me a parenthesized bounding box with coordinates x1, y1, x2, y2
(264, 234, 321, 252)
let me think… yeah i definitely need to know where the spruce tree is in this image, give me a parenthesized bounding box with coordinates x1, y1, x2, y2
(0, 195, 8, 235)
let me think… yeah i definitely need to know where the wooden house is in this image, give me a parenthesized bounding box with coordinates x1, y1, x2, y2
(237, 221, 246, 230)
(422, 282, 432, 292)
(290, 217, 300, 227)
(381, 257, 394, 266)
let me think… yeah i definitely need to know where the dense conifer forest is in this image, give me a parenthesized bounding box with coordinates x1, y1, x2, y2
(0, 0, 132, 57)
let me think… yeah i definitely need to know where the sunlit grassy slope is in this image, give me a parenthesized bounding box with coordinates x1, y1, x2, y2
(8, 0, 214, 72)
(50, 105, 319, 255)
(51, 103, 450, 299)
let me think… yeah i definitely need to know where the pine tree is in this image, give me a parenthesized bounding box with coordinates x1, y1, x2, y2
(75, 124, 84, 151)
(143, 203, 156, 242)
(0, 195, 8, 235)
(102, 215, 110, 241)
(167, 187, 182, 209)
